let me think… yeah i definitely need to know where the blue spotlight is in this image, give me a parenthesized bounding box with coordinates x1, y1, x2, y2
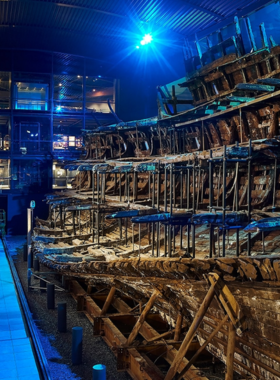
(140, 34, 153, 46)
(136, 46, 140, 49)
(56, 106, 62, 112)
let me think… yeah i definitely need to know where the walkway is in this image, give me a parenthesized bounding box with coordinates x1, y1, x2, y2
(0, 240, 40, 380)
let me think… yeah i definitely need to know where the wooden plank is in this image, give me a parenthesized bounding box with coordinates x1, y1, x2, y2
(126, 289, 160, 346)
(164, 282, 216, 380)
(225, 322, 236, 380)
(100, 286, 116, 315)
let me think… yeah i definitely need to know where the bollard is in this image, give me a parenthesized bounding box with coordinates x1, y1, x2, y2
(58, 302, 67, 333)
(33, 258, 40, 272)
(27, 245, 33, 269)
(40, 278, 46, 293)
(72, 327, 83, 365)
(93, 364, 106, 380)
(27, 269, 32, 292)
(23, 244, 27, 262)
(47, 283, 55, 309)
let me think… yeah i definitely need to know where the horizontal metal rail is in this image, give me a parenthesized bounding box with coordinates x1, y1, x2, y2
(2, 237, 52, 380)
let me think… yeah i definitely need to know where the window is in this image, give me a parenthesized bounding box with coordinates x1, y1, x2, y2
(0, 72, 11, 109)
(85, 76, 115, 113)
(13, 117, 51, 153)
(14, 82, 49, 111)
(0, 116, 10, 151)
(0, 160, 10, 189)
(52, 162, 77, 189)
(53, 117, 83, 151)
(54, 75, 83, 113)
(12, 159, 50, 191)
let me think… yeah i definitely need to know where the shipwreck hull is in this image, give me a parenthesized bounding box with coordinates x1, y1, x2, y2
(37, 254, 280, 380)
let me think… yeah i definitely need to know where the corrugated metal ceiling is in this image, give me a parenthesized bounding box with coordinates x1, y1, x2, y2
(0, 0, 273, 62)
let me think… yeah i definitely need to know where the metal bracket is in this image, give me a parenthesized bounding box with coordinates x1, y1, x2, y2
(116, 348, 131, 371)
(93, 317, 104, 336)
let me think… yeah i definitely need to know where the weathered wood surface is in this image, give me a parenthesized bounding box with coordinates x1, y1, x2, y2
(37, 252, 280, 379)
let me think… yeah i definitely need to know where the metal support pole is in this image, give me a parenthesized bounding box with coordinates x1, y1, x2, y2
(133, 172, 137, 202)
(247, 139, 252, 256)
(180, 170, 183, 249)
(187, 162, 191, 254)
(192, 161, 196, 258)
(152, 173, 155, 208)
(27, 269, 31, 292)
(273, 157, 277, 211)
(201, 120, 205, 151)
(148, 172, 151, 200)
(152, 222, 155, 256)
(164, 165, 167, 256)
(132, 223, 135, 252)
(192, 161, 196, 213)
(125, 218, 128, 246)
(168, 225, 172, 257)
(60, 205, 63, 229)
(235, 146, 239, 256)
(97, 172, 100, 245)
(72, 211, 76, 236)
(156, 222, 160, 257)
(209, 149, 213, 258)
(157, 165, 160, 210)
(192, 224, 195, 258)
(27, 244, 33, 269)
(27, 208, 33, 269)
(119, 173, 122, 201)
(114, 173, 117, 196)
(138, 224, 141, 256)
(169, 165, 173, 216)
(119, 219, 122, 240)
(125, 172, 128, 202)
(92, 171, 95, 203)
(222, 144, 227, 257)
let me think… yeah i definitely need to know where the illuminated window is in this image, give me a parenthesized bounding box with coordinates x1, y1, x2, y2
(52, 162, 77, 189)
(14, 83, 49, 111)
(0, 160, 10, 189)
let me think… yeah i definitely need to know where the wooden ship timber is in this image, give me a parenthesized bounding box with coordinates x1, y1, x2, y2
(32, 18, 280, 380)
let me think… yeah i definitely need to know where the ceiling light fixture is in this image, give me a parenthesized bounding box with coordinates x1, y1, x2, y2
(140, 33, 153, 46)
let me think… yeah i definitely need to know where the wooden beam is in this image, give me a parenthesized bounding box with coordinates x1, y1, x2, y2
(126, 289, 160, 346)
(164, 282, 216, 380)
(100, 286, 116, 316)
(174, 313, 183, 341)
(225, 322, 236, 380)
(146, 329, 175, 343)
(178, 314, 228, 380)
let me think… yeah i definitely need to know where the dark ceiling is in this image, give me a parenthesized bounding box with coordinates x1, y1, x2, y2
(0, 0, 273, 78)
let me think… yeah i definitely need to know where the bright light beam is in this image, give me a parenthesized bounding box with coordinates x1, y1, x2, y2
(140, 33, 153, 46)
